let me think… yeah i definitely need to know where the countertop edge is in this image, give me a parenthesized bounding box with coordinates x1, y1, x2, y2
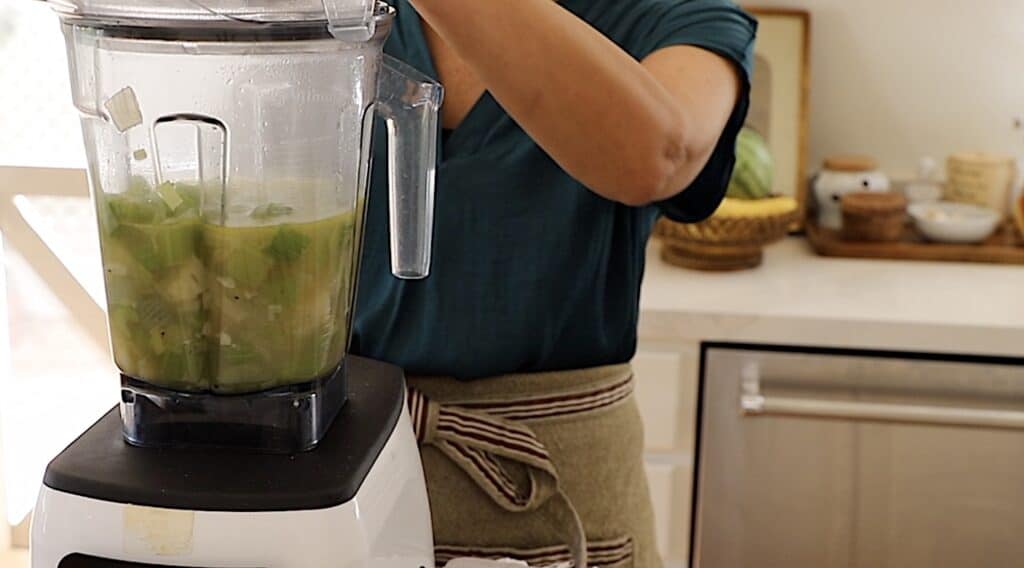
(638, 308, 1024, 358)
(637, 238, 1024, 358)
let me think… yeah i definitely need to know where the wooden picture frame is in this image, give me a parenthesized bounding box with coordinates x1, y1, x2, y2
(744, 7, 812, 229)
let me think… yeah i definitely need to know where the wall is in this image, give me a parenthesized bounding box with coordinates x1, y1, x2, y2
(743, 0, 1024, 179)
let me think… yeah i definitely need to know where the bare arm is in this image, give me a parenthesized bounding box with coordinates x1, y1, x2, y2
(409, 0, 743, 206)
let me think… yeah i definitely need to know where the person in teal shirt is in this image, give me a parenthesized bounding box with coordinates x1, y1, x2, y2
(351, 0, 756, 565)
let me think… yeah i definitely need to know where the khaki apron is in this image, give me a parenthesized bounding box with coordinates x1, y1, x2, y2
(408, 364, 663, 568)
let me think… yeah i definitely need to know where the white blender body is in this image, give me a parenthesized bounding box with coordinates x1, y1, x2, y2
(32, 404, 434, 568)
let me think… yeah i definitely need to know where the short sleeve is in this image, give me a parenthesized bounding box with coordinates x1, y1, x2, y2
(621, 0, 757, 223)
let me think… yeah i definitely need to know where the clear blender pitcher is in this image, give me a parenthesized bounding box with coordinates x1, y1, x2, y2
(44, 0, 442, 452)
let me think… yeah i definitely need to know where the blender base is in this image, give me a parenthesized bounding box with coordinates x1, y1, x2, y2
(120, 361, 349, 453)
(32, 356, 434, 567)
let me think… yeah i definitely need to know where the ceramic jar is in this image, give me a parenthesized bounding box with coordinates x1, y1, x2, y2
(840, 191, 908, 242)
(814, 155, 891, 230)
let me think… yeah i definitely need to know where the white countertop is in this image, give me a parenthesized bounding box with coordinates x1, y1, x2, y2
(639, 237, 1024, 358)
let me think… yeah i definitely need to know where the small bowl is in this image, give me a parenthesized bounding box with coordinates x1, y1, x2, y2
(908, 202, 1000, 244)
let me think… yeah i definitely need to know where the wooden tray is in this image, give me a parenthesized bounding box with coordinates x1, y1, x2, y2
(805, 220, 1024, 265)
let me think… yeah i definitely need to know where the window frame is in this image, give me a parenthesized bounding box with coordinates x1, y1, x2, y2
(0, 165, 99, 553)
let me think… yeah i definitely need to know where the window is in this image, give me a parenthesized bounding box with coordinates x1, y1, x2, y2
(0, 0, 86, 169)
(0, 0, 112, 537)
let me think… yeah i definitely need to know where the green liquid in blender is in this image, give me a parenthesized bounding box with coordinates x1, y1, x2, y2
(98, 181, 358, 393)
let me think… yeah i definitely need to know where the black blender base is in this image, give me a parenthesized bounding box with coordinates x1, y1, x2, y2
(59, 554, 252, 567)
(45, 356, 406, 512)
(120, 361, 348, 454)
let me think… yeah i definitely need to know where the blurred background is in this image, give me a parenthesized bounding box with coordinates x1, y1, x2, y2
(0, 0, 114, 549)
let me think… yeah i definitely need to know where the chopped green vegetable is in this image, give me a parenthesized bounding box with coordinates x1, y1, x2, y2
(97, 180, 358, 393)
(172, 183, 202, 215)
(250, 203, 295, 221)
(223, 247, 272, 290)
(104, 86, 143, 132)
(128, 176, 151, 195)
(162, 257, 204, 302)
(115, 220, 199, 273)
(97, 199, 120, 235)
(107, 194, 167, 225)
(262, 266, 300, 307)
(157, 182, 184, 212)
(263, 226, 311, 262)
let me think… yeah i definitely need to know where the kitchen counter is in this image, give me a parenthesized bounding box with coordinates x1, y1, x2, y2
(639, 237, 1024, 358)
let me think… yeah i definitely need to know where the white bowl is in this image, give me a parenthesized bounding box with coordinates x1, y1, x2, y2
(908, 202, 1000, 244)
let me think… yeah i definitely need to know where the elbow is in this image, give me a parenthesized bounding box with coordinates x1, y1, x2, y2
(613, 125, 693, 207)
(615, 175, 667, 207)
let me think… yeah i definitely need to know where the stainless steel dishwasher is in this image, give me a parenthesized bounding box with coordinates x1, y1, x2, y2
(692, 345, 1024, 568)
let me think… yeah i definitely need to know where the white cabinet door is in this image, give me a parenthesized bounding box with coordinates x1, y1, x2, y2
(632, 345, 699, 453)
(635, 341, 700, 567)
(645, 463, 691, 567)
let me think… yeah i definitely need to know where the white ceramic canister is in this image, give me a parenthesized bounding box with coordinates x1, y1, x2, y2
(813, 155, 891, 230)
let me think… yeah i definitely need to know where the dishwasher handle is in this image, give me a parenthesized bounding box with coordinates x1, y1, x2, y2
(739, 364, 1024, 431)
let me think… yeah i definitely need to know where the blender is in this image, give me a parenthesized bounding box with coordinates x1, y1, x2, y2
(30, 0, 443, 565)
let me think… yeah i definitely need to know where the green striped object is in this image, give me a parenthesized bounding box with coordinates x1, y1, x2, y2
(727, 127, 774, 200)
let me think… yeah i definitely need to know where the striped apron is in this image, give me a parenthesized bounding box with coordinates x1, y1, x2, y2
(407, 363, 663, 568)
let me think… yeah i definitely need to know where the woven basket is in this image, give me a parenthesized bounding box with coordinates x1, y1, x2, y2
(655, 208, 798, 271)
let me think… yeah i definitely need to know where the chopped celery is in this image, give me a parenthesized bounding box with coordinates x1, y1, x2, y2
(97, 199, 120, 236)
(103, 86, 143, 132)
(264, 226, 311, 262)
(223, 247, 271, 290)
(128, 176, 152, 196)
(157, 182, 184, 212)
(149, 327, 166, 355)
(172, 183, 202, 215)
(97, 180, 359, 393)
(262, 267, 300, 306)
(136, 294, 176, 329)
(157, 351, 186, 382)
(250, 203, 294, 221)
(115, 220, 199, 274)
(162, 257, 204, 302)
(107, 194, 167, 225)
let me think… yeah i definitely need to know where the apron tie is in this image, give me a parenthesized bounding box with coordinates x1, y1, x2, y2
(407, 373, 635, 568)
(408, 387, 560, 512)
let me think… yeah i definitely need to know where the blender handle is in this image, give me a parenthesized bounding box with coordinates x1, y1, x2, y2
(376, 55, 444, 280)
(321, 0, 377, 42)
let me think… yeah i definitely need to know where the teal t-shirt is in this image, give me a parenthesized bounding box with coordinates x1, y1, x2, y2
(351, 0, 756, 379)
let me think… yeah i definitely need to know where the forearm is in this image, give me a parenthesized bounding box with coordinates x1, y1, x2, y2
(409, 0, 702, 205)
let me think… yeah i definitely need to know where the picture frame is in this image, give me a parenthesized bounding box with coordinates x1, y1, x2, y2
(744, 7, 812, 229)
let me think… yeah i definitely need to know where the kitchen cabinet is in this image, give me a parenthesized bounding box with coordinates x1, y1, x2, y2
(635, 341, 1024, 568)
(634, 239, 1024, 568)
(644, 462, 690, 566)
(634, 344, 700, 568)
(633, 346, 698, 454)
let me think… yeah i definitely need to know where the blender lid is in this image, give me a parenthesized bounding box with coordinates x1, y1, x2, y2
(43, 0, 385, 39)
